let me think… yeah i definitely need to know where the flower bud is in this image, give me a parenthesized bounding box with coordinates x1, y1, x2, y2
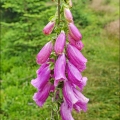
(68, 23, 82, 41)
(54, 31, 66, 55)
(68, 34, 84, 50)
(43, 21, 55, 35)
(64, 8, 73, 22)
(36, 41, 53, 64)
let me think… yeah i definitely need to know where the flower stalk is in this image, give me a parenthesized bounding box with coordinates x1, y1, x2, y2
(31, 0, 89, 120)
(58, 0, 61, 25)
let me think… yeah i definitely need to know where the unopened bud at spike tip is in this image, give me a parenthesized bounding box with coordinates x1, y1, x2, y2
(68, 23, 82, 41)
(64, 8, 73, 22)
(43, 21, 55, 35)
(54, 31, 66, 55)
(36, 41, 53, 65)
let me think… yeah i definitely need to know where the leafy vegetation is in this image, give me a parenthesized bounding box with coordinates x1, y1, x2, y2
(1, 0, 119, 120)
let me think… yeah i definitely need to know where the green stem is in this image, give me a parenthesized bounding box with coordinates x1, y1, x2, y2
(58, 0, 60, 25)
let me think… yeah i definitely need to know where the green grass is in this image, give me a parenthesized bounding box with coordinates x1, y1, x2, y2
(1, 0, 119, 120)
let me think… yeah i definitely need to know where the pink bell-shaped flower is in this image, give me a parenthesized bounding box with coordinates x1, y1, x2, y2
(68, 23, 82, 41)
(67, 44, 87, 72)
(54, 30, 66, 55)
(64, 8, 73, 22)
(43, 21, 55, 35)
(36, 41, 53, 64)
(63, 81, 89, 111)
(63, 81, 78, 108)
(73, 87, 89, 112)
(54, 53, 67, 86)
(31, 64, 50, 90)
(67, 61, 87, 90)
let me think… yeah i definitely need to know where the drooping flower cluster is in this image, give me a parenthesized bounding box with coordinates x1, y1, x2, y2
(31, 0, 89, 119)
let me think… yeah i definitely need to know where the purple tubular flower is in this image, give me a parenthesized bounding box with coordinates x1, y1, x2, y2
(63, 81, 89, 111)
(64, 8, 73, 22)
(67, 61, 82, 89)
(54, 31, 66, 55)
(33, 82, 54, 107)
(36, 41, 53, 65)
(68, 34, 84, 50)
(54, 53, 66, 86)
(63, 81, 78, 108)
(43, 21, 55, 35)
(67, 44, 87, 72)
(68, 23, 82, 41)
(67, 61, 88, 90)
(73, 88, 89, 112)
(60, 102, 74, 120)
(31, 64, 50, 90)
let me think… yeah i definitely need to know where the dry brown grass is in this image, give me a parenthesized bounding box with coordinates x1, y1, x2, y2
(90, 0, 115, 13)
(105, 19, 119, 39)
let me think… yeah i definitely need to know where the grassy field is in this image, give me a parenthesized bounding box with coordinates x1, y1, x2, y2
(1, 0, 119, 120)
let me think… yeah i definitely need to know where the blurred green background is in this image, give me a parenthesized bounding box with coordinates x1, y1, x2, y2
(1, 0, 119, 120)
